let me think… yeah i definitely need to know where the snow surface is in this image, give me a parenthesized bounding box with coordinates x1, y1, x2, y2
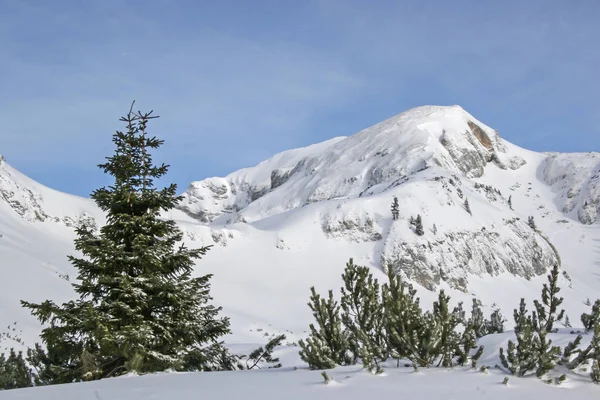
(1, 105, 600, 397)
(2, 334, 599, 399)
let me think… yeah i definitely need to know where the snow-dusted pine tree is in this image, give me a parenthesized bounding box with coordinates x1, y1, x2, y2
(382, 267, 425, 366)
(430, 291, 463, 367)
(0, 349, 33, 389)
(528, 216, 537, 230)
(340, 259, 386, 373)
(500, 265, 566, 378)
(533, 264, 565, 333)
(22, 103, 235, 384)
(298, 287, 352, 369)
(484, 306, 506, 334)
(563, 301, 600, 371)
(466, 299, 488, 339)
(499, 298, 538, 376)
(582, 299, 600, 332)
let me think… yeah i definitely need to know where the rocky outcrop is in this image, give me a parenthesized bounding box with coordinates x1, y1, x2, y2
(0, 158, 51, 222)
(468, 121, 494, 150)
(0, 156, 98, 229)
(321, 212, 383, 243)
(381, 220, 558, 292)
(542, 152, 600, 224)
(439, 127, 492, 178)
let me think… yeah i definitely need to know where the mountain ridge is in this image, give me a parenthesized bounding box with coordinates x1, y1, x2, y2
(1, 104, 599, 349)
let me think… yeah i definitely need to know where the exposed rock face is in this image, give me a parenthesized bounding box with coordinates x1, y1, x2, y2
(270, 168, 294, 190)
(542, 152, 600, 224)
(438, 127, 492, 178)
(468, 121, 493, 150)
(381, 220, 558, 292)
(311, 172, 559, 292)
(0, 158, 51, 222)
(321, 212, 383, 243)
(0, 155, 99, 227)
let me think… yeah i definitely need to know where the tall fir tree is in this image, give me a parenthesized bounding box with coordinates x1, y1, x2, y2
(508, 195, 513, 210)
(22, 103, 235, 383)
(528, 216, 537, 230)
(391, 196, 400, 221)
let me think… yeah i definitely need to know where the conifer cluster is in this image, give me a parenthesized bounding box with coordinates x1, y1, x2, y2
(300, 261, 600, 384)
(299, 259, 491, 371)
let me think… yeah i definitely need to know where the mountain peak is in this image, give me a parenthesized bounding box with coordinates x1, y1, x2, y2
(178, 105, 526, 224)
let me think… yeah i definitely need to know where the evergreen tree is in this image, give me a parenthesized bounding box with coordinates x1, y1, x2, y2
(457, 313, 484, 367)
(531, 320, 561, 378)
(582, 299, 600, 332)
(430, 291, 463, 367)
(468, 299, 486, 338)
(563, 301, 600, 371)
(0, 349, 33, 390)
(340, 259, 386, 373)
(508, 195, 513, 210)
(432, 224, 438, 235)
(533, 264, 565, 333)
(499, 299, 538, 376)
(464, 198, 472, 216)
(592, 360, 600, 383)
(298, 288, 351, 369)
(245, 334, 286, 370)
(500, 265, 566, 378)
(381, 267, 426, 366)
(391, 196, 400, 221)
(415, 215, 424, 236)
(484, 306, 506, 334)
(22, 104, 235, 383)
(528, 216, 537, 230)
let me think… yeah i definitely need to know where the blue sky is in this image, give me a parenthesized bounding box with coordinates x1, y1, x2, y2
(1, 0, 598, 197)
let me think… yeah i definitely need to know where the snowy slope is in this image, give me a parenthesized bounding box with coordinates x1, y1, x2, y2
(541, 152, 600, 224)
(178, 105, 527, 224)
(1, 105, 600, 355)
(2, 333, 600, 399)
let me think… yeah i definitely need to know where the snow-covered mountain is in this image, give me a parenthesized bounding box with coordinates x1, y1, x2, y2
(1, 105, 599, 350)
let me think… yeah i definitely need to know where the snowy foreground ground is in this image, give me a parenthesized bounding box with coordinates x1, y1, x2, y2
(2, 335, 600, 399)
(3, 365, 597, 400)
